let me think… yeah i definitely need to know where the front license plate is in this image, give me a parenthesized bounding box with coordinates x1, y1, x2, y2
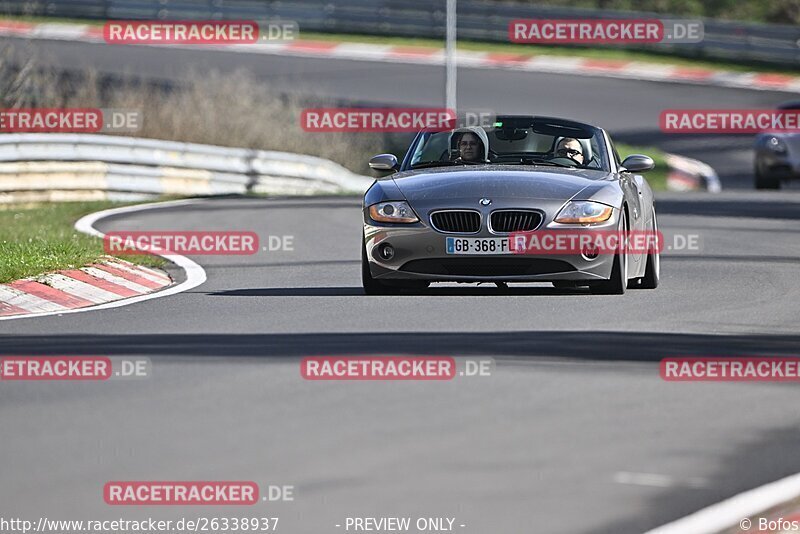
(446, 237, 512, 255)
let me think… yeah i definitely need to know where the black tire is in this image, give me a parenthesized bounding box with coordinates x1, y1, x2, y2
(362, 241, 428, 295)
(634, 209, 660, 290)
(590, 210, 628, 295)
(362, 243, 392, 295)
(755, 164, 780, 190)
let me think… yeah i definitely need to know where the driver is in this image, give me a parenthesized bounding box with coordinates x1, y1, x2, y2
(555, 138, 584, 165)
(451, 127, 490, 164)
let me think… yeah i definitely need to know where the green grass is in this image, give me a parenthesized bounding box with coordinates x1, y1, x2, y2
(616, 143, 668, 191)
(0, 201, 166, 284)
(0, 15, 796, 76)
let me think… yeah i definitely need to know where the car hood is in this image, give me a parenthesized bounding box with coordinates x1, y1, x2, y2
(390, 165, 612, 204)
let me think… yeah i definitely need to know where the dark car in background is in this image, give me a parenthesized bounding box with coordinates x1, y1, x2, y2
(754, 101, 800, 189)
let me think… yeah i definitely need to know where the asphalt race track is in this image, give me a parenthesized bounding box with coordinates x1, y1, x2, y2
(2, 192, 800, 534)
(5, 36, 799, 188)
(1, 36, 800, 534)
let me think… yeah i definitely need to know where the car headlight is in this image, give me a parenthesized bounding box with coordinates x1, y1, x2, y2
(368, 201, 419, 223)
(555, 201, 614, 224)
(766, 136, 788, 154)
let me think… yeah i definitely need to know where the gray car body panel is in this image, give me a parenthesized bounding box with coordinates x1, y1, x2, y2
(363, 165, 653, 283)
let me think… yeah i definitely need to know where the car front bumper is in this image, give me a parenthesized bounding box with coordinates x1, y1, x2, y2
(364, 216, 620, 283)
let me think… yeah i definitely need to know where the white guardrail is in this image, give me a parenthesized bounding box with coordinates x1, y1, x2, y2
(0, 133, 718, 202)
(0, 134, 375, 203)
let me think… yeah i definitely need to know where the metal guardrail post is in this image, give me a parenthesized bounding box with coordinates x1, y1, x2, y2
(245, 148, 259, 194)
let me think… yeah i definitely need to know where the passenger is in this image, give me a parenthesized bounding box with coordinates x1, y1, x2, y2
(452, 127, 490, 164)
(555, 137, 585, 165)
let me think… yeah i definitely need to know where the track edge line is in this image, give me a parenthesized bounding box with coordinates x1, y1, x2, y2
(644, 471, 800, 534)
(0, 198, 208, 321)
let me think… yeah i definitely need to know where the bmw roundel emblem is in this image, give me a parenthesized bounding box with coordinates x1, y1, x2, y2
(479, 198, 492, 206)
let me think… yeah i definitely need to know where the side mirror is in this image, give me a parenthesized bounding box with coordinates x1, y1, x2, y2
(369, 153, 399, 172)
(620, 154, 655, 173)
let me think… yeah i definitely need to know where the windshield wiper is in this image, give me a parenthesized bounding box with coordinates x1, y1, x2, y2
(410, 161, 461, 169)
(491, 157, 575, 168)
(519, 157, 576, 168)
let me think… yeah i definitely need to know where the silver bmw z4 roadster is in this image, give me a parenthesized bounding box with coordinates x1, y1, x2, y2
(362, 116, 660, 295)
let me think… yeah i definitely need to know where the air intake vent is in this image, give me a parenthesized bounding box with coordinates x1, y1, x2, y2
(430, 210, 481, 233)
(490, 210, 542, 233)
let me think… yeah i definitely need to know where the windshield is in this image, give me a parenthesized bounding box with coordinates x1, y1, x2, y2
(407, 118, 610, 172)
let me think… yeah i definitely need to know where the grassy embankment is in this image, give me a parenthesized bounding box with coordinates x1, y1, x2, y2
(0, 202, 165, 284)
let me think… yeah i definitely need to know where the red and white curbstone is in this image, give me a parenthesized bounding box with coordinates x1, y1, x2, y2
(0, 257, 172, 318)
(0, 20, 798, 92)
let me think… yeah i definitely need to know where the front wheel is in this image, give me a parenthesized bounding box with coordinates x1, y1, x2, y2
(630, 208, 660, 290)
(590, 210, 628, 295)
(755, 164, 780, 190)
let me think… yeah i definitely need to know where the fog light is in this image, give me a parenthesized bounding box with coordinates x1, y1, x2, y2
(379, 243, 395, 260)
(581, 245, 599, 260)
